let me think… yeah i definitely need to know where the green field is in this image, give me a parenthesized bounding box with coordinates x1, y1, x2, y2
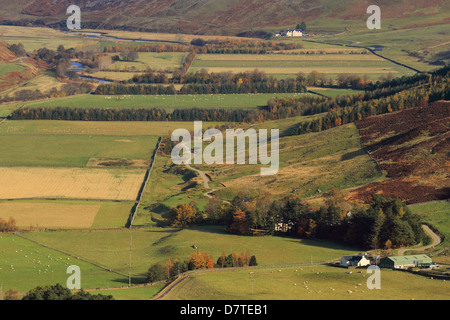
(21, 226, 358, 280)
(0, 234, 127, 293)
(163, 264, 450, 300)
(190, 53, 415, 79)
(0, 134, 159, 167)
(22, 93, 311, 110)
(107, 52, 186, 72)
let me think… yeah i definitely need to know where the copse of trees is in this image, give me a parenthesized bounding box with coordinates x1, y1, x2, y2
(21, 283, 114, 300)
(146, 251, 258, 284)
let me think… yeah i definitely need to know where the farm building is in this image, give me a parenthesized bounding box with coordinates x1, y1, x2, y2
(284, 29, 303, 37)
(340, 254, 371, 267)
(379, 255, 432, 269)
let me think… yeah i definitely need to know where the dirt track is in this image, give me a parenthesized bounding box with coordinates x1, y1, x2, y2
(397, 225, 442, 256)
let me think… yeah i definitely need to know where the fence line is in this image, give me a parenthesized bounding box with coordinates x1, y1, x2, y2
(126, 136, 162, 228)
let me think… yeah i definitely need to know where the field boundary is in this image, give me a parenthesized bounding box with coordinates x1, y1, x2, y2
(126, 136, 162, 228)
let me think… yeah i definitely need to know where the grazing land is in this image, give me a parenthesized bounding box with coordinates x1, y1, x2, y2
(162, 264, 450, 300)
(21, 226, 357, 278)
(21, 93, 310, 110)
(0, 234, 127, 293)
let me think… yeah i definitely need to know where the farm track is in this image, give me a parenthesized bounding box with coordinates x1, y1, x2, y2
(397, 225, 442, 256)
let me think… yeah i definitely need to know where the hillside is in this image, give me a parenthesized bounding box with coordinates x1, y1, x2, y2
(0, 40, 16, 62)
(0, 0, 448, 35)
(346, 100, 450, 204)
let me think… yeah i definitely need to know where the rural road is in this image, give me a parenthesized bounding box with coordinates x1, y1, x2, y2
(397, 225, 441, 256)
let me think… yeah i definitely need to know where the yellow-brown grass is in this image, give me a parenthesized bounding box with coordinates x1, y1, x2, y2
(0, 202, 100, 228)
(0, 167, 146, 201)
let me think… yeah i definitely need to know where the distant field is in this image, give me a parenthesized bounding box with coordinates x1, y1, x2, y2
(0, 25, 88, 51)
(0, 134, 159, 167)
(0, 120, 233, 137)
(191, 53, 412, 77)
(107, 52, 185, 71)
(0, 167, 146, 201)
(0, 234, 127, 293)
(23, 93, 310, 109)
(162, 264, 450, 300)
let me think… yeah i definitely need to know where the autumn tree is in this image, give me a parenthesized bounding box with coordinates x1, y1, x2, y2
(227, 209, 250, 235)
(167, 203, 199, 227)
(188, 251, 214, 270)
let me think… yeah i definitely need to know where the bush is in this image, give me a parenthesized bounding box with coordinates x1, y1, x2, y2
(147, 264, 167, 284)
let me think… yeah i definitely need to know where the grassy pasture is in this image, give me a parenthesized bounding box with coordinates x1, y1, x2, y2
(0, 167, 146, 201)
(0, 234, 127, 293)
(0, 26, 88, 51)
(163, 264, 450, 300)
(21, 226, 358, 278)
(107, 52, 186, 71)
(22, 93, 310, 109)
(0, 134, 159, 167)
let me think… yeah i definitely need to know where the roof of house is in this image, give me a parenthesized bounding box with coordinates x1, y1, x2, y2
(382, 255, 432, 264)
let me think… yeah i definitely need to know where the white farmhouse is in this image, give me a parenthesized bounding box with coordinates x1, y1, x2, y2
(285, 29, 303, 37)
(340, 254, 371, 267)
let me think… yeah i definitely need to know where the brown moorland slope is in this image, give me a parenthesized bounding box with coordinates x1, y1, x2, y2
(346, 100, 450, 204)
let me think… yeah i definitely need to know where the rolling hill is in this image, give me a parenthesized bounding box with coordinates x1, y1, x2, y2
(0, 0, 449, 35)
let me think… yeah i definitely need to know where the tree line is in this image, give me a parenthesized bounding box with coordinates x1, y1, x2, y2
(146, 250, 257, 284)
(166, 191, 428, 251)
